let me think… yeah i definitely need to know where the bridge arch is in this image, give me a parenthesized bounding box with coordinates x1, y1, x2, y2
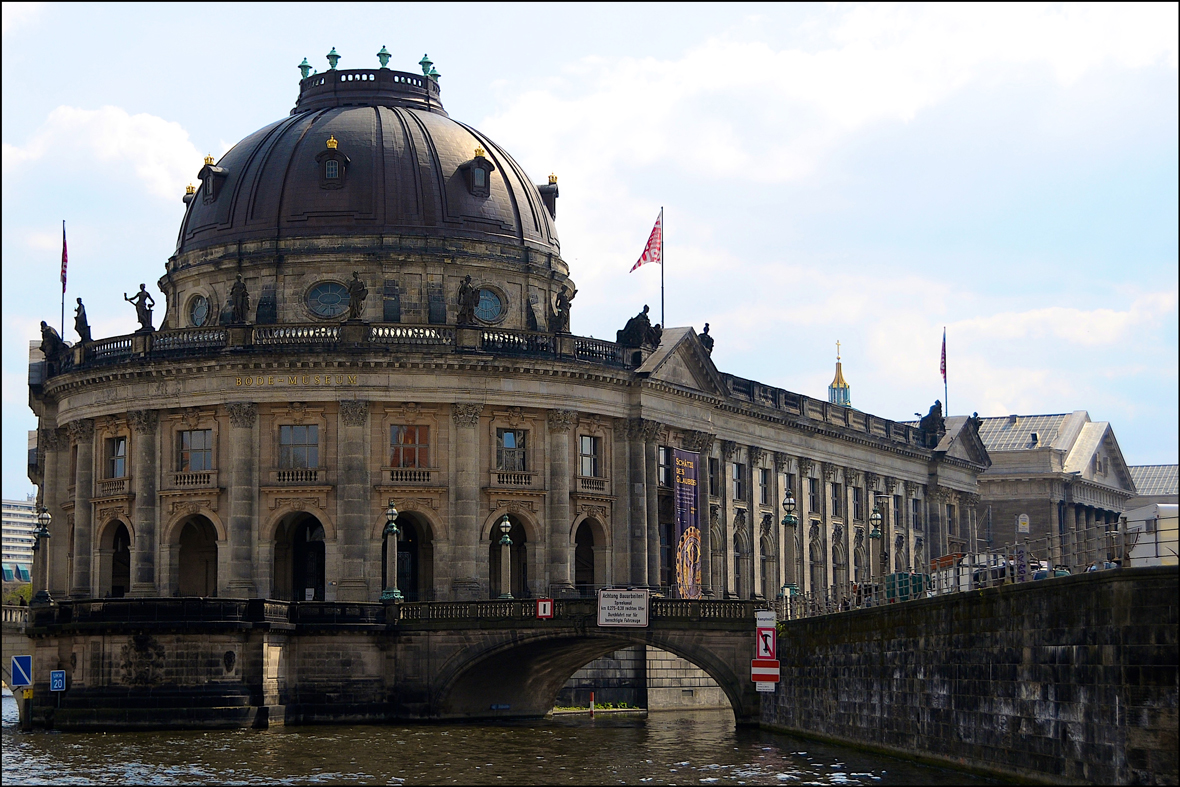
(427, 627, 758, 724)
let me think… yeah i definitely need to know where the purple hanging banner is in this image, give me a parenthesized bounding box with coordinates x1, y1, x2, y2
(673, 448, 702, 599)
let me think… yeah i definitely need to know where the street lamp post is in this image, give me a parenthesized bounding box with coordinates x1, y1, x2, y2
(780, 492, 798, 613)
(32, 507, 53, 604)
(380, 505, 402, 602)
(498, 515, 513, 599)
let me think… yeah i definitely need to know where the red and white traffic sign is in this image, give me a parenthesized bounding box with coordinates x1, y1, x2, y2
(751, 658, 780, 683)
(755, 626, 776, 659)
(536, 599, 554, 619)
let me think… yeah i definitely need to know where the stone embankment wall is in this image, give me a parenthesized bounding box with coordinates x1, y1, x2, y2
(762, 567, 1178, 785)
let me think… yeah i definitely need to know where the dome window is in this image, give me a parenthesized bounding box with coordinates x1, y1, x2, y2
(306, 281, 350, 319)
(198, 154, 228, 204)
(315, 135, 350, 190)
(460, 145, 496, 198)
(188, 295, 210, 327)
(474, 289, 502, 322)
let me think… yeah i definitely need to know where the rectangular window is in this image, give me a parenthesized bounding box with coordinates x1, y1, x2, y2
(390, 425, 430, 468)
(708, 458, 719, 497)
(579, 435, 600, 478)
(912, 498, 922, 529)
(831, 483, 843, 518)
(759, 468, 771, 505)
(496, 429, 527, 472)
(279, 424, 319, 469)
(894, 495, 902, 529)
(658, 446, 671, 486)
(106, 436, 127, 479)
(325, 159, 339, 179)
(947, 504, 957, 537)
(473, 167, 486, 188)
(785, 473, 796, 497)
(853, 487, 863, 521)
(732, 462, 746, 500)
(808, 477, 818, 513)
(178, 429, 213, 472)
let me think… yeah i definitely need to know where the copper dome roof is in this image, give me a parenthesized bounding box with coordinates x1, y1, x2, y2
(174, 67, 560, 259)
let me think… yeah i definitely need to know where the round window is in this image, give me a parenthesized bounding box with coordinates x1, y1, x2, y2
(475, 289, 502, 322)
(306, 282, 349, 318)
(189, 295, 210, 327)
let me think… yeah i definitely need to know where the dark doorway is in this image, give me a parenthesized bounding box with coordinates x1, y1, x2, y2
(489, 517, 528, 598)
(110, 523, 131, 598)
(273, 515, 326, 601)
(574, 521, 595, 595)
(178, 517, 218, 596)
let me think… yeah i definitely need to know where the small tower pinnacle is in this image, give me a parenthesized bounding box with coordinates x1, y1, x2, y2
(829, 340, 851, 407)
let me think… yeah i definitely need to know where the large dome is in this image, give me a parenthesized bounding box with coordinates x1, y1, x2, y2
(174, 65, 560, 258)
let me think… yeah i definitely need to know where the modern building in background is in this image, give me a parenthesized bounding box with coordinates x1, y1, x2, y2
(2, 495, 36, 584)
(975, 411, 1137, 564)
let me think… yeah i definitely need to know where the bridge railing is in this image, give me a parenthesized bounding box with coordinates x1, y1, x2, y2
(2, 605, 28, 629)
(777, 521, 1146, 621)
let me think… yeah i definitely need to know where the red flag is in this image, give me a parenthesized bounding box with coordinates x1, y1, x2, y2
(940, 328, 946, 382)
(629, 211, 662, 272)
(60, 221, 68, 293)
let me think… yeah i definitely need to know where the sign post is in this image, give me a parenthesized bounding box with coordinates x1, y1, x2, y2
(753, 610, 778, 691)
(11, 655, 33, 731)
(50, 670, 66, 692)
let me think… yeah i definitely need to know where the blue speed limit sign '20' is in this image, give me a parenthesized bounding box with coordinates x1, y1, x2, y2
(50, 670, 66, 692)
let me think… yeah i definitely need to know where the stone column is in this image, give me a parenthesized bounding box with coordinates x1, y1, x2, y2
(749, 447, 764, 599)
(645, 434, 660, 589)
(797, 458, 814, 593)
(337, 400, 371, 601)
(774, 452, 790, 592)
(625, 419, 649, 587)
(547, 409, 577, 595)
(451, 404, 483, 600)
(721, 441, 737, 596)
(1063, 502, 1076, 567)
(611, 423, 631, 585)
(68, 419, 95, 598)
(38, 426, 69, 596)
(128, 409, 159, 597)
(226, 402, 258, 598)
(1083, 507, 1095, 566)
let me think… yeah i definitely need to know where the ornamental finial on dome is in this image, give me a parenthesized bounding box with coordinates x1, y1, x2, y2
(185, 183, 196, 195)
(326, 135, 339, 150)
(204, 154, 215, 166)
(473, 145, 485, 158)
(828, 340, 851, 407)
(299, 57, 312, 79)
(376, 45, 391, 69)
(548, 173, 558, 185)
(419, 53, 433, 76)
(326, 47, 340, 70)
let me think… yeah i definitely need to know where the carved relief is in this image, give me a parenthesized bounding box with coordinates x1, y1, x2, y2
(507, 407, 525, 427)
(864, 472, 879, 492)
(39, 427, 68, 453)
(389, 496, 440, 512)
(720, 440, 737, 461)
(578, 503, 609, 521)
(67, 419, 95, 440)
(809, 521, 821, 541)
(832, 522, 844, 541)
(96, 503, 130, 522)
(625, 418, 662, 442)
(822, 463, 837, 482)
(798, 457, 814, 477)
(286, 402, 309, 424)
(119, 634, 166, 687)
(227, 402, 257, 429)
(682, 430, 715, 454)
(884, 476, 898, 495)
(733, 508, 747, 534)
(401, 402, 422, 420)
(182, 407, 202, 430)
(844, 467, 862, 486)
(339, 400, 369, 427)
(451, 403, 484, 427)
(547, 409, 578, 433)
(128, 409, 159, 435)
(760, 512, 774, 536)
(710, 505, 720, 527)
(774, 452, 789, 472)
(748, 446, 765, 466)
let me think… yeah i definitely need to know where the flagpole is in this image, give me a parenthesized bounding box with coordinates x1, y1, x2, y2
(660, 206, 665, 328)
(943, 327, 948, 415)
(61, 220, 66, 337)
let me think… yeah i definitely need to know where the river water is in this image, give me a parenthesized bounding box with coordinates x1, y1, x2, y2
(3, 695, 1001, 785)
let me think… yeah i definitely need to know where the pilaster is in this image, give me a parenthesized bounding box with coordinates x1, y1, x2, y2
(337, 400, 371, 601)
(68, 419, 95, 598)
(128, 409, 159, 596)
(547, 409, 577, 593)
(226, 402, 258, 597)
(451, 403, 483, 600)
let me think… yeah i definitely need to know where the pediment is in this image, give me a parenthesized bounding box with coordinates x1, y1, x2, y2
(936, 416, 992, 469)
(637, 327, 727, 397)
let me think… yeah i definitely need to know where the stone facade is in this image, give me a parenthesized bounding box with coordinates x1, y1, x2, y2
(761, 566, 1179, 786)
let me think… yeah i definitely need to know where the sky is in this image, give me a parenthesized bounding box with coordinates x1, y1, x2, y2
(2, 2, 1177, 498)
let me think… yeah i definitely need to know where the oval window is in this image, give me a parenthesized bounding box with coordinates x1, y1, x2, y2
(189, 295, 210, 327)
(307, 282, 350, 318)
(475, 289, 502, 322)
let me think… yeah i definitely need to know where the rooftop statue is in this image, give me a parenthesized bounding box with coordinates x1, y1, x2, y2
(39, 321, 67, 362)
(74, 298, 92, 344)
(457, 275, 478, 326)
(124, 284, 155, 333)
(698, 323, 714, 354)
(918, 400, 946, 448)
(229, 274, 250, 324)
(552, 285, 576, 334)
(617, 305, 656, 348)
(346, 271, 368, 321)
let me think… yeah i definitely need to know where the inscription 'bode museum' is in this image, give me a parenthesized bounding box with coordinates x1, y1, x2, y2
(234, 374, 359, 387)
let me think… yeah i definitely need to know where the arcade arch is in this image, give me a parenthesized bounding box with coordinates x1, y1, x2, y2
(177, 517, 219, 596)
(273, 513, 327, 601)
(382, 510, 434, 602)
(96, 519, 132, 598)
(486, 513, 531, 598)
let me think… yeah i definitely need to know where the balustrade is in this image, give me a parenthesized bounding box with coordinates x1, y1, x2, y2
(386, 467, 436, 485)
(576, 476, 607, 493)
(96, 477, 130, 497)
(269, 468, 325, 485)
(491, 471, 536, 488)
(165, 470, 218, 489)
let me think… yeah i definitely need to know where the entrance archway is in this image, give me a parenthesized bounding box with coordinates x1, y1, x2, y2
(274, 514, 326, 601)
(574, 521, 595, 594)
(488, 515, 527, 598)
(98, 521, 132, 598)
(178, 517, 218, 596)
(383, 512, 434, 601)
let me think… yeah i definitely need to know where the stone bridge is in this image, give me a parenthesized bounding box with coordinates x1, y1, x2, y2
(16, 597, 767, 729)
(2, 606, 30, 691)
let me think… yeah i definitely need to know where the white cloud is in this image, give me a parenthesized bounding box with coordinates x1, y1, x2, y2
(951, 291, 1178, 347)
(3, 105, 201, 200)
(1, 2, 42, 36)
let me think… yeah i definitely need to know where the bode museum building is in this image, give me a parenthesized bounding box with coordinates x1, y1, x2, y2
(23, 52, 990, 726)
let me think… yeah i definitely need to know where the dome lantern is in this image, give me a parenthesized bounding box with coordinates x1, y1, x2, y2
(418, 53, 432, 76)
(298, 57, 312, 79)
(326, 47, 340, 70)
(376, 45, 391, 69)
